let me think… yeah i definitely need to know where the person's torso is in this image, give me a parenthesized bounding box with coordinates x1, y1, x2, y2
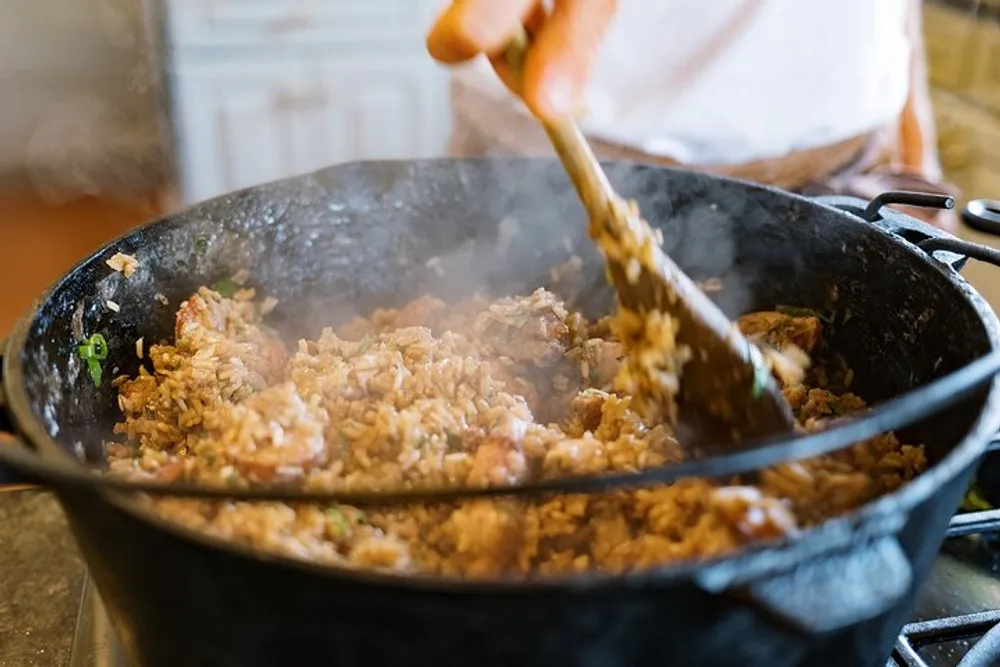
(454, 0, 914, 165)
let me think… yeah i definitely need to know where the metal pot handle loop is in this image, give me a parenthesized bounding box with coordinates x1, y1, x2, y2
(962, 199, 1000, 237)
(0, 345, 40, 489)
(917, 199, 1000, 268)
(859, 191, 955, 223)
(918, 235, 1000, 270)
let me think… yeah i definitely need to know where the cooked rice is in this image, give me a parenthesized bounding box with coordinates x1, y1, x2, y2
(107, 287, 926, 577)
(106, 252, 139, 278)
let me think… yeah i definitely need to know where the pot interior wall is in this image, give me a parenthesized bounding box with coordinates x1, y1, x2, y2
(14, 159, 995, 472)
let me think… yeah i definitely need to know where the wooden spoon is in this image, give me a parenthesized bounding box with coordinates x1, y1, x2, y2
(503, 29, 796, 450)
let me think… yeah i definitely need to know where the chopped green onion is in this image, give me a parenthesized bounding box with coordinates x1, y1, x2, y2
(78, 333, 108, 360)
(325, 506, 351, 536)
(212, 278, 240, 298)
(86, 360, 102, 387)
(78, 333, 109, 387)
(194, 237, 208, 253)
(962, 484, 992, 512)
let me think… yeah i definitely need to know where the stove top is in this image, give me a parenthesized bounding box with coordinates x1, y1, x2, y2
(65, 460, 1000, 667)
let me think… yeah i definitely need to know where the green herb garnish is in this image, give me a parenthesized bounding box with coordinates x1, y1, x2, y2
(962, 484, 992, 512)
(325, 506, 351, 536)
(446, 432, 462, 450)
(212, 278, 240, 298)
(78, 333, 109, 387)
(194, 237, 208, 253)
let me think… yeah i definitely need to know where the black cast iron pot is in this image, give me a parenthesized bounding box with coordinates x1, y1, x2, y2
(3, 159, 1000, 667)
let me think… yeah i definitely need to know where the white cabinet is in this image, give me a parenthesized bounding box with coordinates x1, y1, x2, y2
(165, 0, 451, 204)
(164, 0, 437, 49)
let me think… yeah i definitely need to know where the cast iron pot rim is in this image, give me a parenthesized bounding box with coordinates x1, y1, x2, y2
(5, 158, 1000, 594)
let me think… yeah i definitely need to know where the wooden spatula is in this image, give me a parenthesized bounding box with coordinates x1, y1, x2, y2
(503, 29, 796, 450)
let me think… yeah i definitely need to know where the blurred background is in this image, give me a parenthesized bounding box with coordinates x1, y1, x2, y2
(0, 0, 998, 335)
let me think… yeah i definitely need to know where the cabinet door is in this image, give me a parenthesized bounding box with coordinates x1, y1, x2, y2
(166, 0, 441, 49)
(316, 57, 451, 167)
(172, 58, 337, 203)
(173, 56, 451, 204)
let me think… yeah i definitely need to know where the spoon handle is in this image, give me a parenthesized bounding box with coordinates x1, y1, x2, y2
(502, 28, 619, 239)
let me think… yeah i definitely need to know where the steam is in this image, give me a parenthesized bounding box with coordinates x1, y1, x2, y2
(22, 0, 167, 203)
(447, 74, 756, 320)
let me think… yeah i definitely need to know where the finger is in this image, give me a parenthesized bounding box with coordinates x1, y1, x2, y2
(427, 0, 540, 64)
(523, 0, 618, 119)
(487, 4, 549, 102)
(524, 2, 548, 36)
(490, 57, 525, 100)
(489, 22, 537, 98)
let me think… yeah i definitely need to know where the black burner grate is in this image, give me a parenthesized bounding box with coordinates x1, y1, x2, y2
(893, 610, 1000, 667)
(888, 438, 1000, 667)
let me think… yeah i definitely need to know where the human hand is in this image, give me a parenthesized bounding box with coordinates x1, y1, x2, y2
(426, 0, 618, 120)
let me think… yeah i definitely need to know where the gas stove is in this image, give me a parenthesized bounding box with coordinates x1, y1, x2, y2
(64, 460, 1000, 667)
(891, 507, 1000, 666)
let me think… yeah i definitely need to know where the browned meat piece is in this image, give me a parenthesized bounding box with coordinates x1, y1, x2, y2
(577, 339, 624, 389)
(445, 500, 524, 577)
(473, 289, 572, 367)
(175, 289, 230, 340)
(370, 296, 448, 332)
(247, 333, 289, 385)
(737, 311, 823, 355)
(154, 461, 187, 483)
(488, 362, 541, 415)
(466, 434, 529, 488)
(712, 486, 798, 541)
(570, 390, 606, 433)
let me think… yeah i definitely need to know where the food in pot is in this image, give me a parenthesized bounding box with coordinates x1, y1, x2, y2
(107, 286, 926, 577)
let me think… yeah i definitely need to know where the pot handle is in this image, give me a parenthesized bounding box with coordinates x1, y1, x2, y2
(0, 345, 40, 490)
(918, 235, 1000, 269)
(962, 199, 1000, 237)
(914, 200, 1000, 269)
(696, 529, 912, 637)
(742, 534, 911, 636)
